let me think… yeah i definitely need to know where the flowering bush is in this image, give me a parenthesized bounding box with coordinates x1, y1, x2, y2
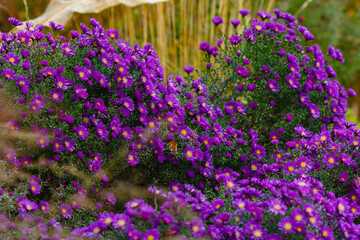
(0, 8, 359, 240)
(193, 8, 348, 147)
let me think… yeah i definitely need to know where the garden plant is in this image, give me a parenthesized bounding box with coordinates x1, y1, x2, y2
(0, 7, 360, 240)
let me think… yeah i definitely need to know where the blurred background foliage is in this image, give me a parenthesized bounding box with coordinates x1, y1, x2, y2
(0, 0, 360, 120)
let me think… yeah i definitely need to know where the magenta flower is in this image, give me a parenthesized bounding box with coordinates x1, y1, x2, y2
(61, 42, 76, 57)
(52, 139, 64, 152)
(4, 52, 20, 65)
(50, 88, 64, 102)
(112, 214, 131, 229)
(268, 198, 287, 215)
(278, 217, 294, 234)
(339, 172, 349, 183)
(190, 218, 206, 238)
(7, 121, 19, 132)
(122, 97, 135, 111)
(8, 17, 23, 26)
(126, 151, 139, 166)
(265, 79, 279, 92)
(146, 117, 160, 134)
(235, 65, 250, 77)
(143, 229, 160, 240)
(184, 145, 197, 162)
(76, 125, 89, 140)
(39, 201, 50, 214)
(30, 94, 46, 112)
(212, 16, 223, 26)
(36, 132, 50, 148)
(120, 126, 133, 140)
(4, 148, 17, 162)
(29, 182, 41, 195)
(308, 103, 320, 119)
(3, 69, 16, 80)
(59, 204, 72, 218)
(63, 137, 76, 152)
(23, 200, 37, 212)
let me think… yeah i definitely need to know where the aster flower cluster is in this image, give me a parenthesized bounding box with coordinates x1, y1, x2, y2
(0, 8, 360, 240)
(74, 175, 360, 239)
(196, 8, 349, 146)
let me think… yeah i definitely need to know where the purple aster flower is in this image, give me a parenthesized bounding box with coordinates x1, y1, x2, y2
(303, 30, 314, 41)
(126, 151, 139, 166)
(308, 103, 320, 119)
(148, 186, 166, 197)
(190, 218, 207, 238)
(54, 76, 71, 90)
(339, 172, 349, 183)
(239, 9, 251, 17)
(49, 218, 63, 231)
(63, 137, 76, 152)
(145, 117, 160, 134)
(320, 226, 334, 239)
(50, 88, 64, 102)
(112, 214, 131, 229)
(247, 83, 257, 91)
(76, 125, 89, 140)
(348, 88, 357, 97)
(36, 132, 50, 148)
(121, 97, 135, 112)
(278, 217, 294, 234)
(265, 79, 279, 92)
(179, 125, 192, 140)
(165, 95, 180, 109)
(270, 131, 280, 144)
(184, 65, 194, 73)
(8, 17, 23, 26)
(4, 148, 17, 162)
(21, 157, 32, 167)
(52, 139, 64, 152)
(294, 125, 312, 137)
(61, 42, 76, 57)
(299, 92, 310, 106)
(235, 65, 250, 77)
(249, 102, 258, 110)
(4, 52, 20, 65)
(297, 157, 312, 171)
(3, 69, 16, 80)
(107, 28, 119, 39)
(268, 198, 287, 215)
(231, 19, 241, 28)
(42, 67, 56, 77)
(285, 114, 293, 122)
(286, 74, 300, 89)
(74, 84, 89, 99)
(30, 94, 46, 112)
(59, 204, 72, 218)
(184, 145, 197, 162)
(23, 199, 38, 212)
(29, 182, 41, 195)
(105, 193, 116, 205)
(100, 53, 113, 68)
(39, 201, 50, 214)
(75, 66, 91, 81)
(110, 116, 121, 134)
(49, 21, 64, 30)
(143, 229, 160, 240)
(212, 16, 223, 26)
(95, 123, 109, 140)
(120, 126, 133, 140)
(258, 10, 272, 20)
(7, 121, 19, 132)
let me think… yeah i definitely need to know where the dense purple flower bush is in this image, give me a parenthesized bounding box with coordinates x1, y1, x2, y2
(0, 8, 360, 240)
